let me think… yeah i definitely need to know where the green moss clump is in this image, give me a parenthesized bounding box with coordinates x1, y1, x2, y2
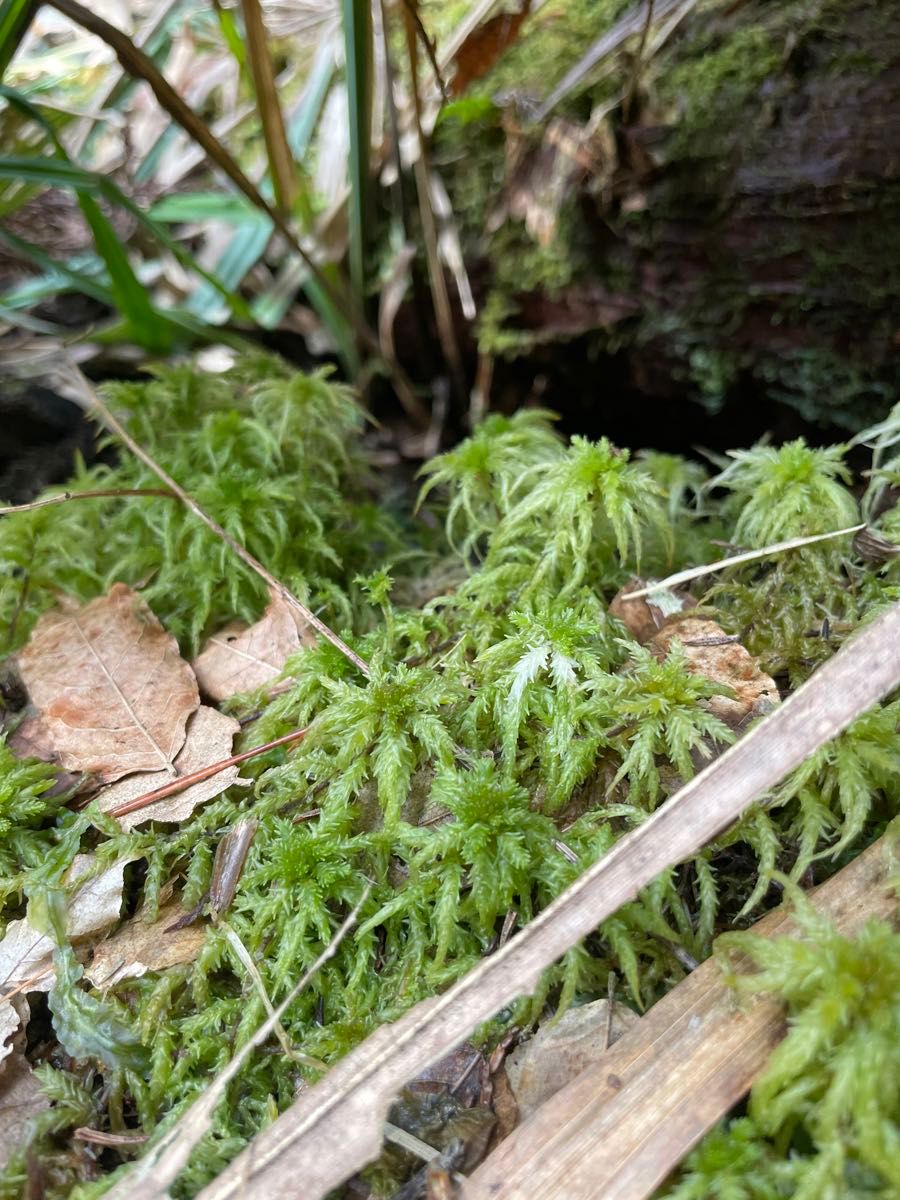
(0, 357, 404, 656)
(1, 361, 900, 1197)
(658, 24, 781, 157)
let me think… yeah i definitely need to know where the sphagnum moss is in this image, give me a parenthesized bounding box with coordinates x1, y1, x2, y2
(1, 357, 899, 1198)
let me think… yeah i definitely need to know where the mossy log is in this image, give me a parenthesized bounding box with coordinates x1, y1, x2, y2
(451, 0, 900, 431)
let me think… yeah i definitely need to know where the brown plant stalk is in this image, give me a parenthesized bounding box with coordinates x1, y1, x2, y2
(85, 726, 309, 820)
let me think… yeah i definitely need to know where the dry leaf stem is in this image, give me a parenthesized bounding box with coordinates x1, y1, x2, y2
(622, 523, 866, 599)
(90, 726, 309, 820)
(72, 367, 371, 677)
(0, 488, 177, 517)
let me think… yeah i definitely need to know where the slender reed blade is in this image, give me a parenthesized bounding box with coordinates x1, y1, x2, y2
(240, 0, 297, 212)
(342, 0, 373, 301)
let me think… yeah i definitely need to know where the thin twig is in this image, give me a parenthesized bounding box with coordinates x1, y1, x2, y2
(0, 488, 176, 517)
(92, 726, 309, 819)
(401, 6, 468, 407)
(622, 523, 866, 600)
(69, 364, 371, 676)
(400, 0, 450, 103)
(74, 1129, 149, 1147)
(220, 921, 326, 1070)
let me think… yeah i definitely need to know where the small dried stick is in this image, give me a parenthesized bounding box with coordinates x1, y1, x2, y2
(0, 488, 177, 517)
(88, 726, 309, 819)
(622, 523, 865, 600)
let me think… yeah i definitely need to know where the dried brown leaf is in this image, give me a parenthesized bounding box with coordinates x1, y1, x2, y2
(96, 706, 244, 830)
(192, 593, 315, 702)
(16, 584, 199, 783)
(0, 855, 133, 995)
(650, 615, 780, 729)
(0, 1003, 20, 1067)
(88, 902, 207, 989)
(0, 1054, 49, 1171)
(450, 5, 531, 97)
(505, 999, 640, 1120)
(609, 577, 695, 644)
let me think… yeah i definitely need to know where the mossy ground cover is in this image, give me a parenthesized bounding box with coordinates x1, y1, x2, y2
(0, 358, 899, 1197)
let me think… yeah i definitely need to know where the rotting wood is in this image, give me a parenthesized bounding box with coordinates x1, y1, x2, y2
(461, 830, 898, 1200)
(179, 602, 900, 1200)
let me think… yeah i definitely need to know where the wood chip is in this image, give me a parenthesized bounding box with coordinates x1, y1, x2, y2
(88, 902, 207, 988)
(650, 615, 780, 729)
(192, 591, 315, 702)
(15, 584, 199, 783)
(95, 706, 244, 829)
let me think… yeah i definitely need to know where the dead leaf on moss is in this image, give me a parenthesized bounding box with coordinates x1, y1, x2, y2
(7, 712, 83, 795)
(0, 1053, 48, 1171)
(192, 591, 315, 702)
(650, 615, 780, 729)
(95, 706, 245, 829)
(0, 1002, 20, 1067)
(505, 998, 640, 1120)
(16, 584, 199, 783)
(0, 854, 133, 995)
(450, 4, 531, 97)
(609, 577, 696, 645)
(88, 902, 207, 989)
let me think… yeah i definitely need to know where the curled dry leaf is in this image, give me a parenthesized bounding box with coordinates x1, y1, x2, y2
(650, 615, 780, 729)
(96, 706, 245, 830)
(0, 855, 133, 996)
(15, 584, 199, 783)
(609, 577, 696, 645)
(505, 998, 640, 1121)
(0, 1054, 49, 1171)
(88, 902, 207, 989)
(0, 1002, 20, 1067)
(192, 591, 315, 702)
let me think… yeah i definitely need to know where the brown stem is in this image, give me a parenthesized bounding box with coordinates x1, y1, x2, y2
(95, 726, 309, 819)
(0, 488, 176, 517)
(71, 365, 371, 676)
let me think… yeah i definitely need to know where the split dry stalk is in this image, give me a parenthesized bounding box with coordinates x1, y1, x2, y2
(622, 523, 866, 599)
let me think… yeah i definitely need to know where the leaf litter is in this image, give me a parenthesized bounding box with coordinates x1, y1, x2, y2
(15, 583, 199, 783)
(192, 589, 315, 702)
(95, 706, 245, 829)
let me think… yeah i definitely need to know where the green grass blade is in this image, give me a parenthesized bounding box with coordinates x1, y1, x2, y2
(0, 228, 114, 305)
(342, 0, 373, 302)
(0, 0, 34, 79)
(287, 42, 334, 158)
(77, 192, 172, 352)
